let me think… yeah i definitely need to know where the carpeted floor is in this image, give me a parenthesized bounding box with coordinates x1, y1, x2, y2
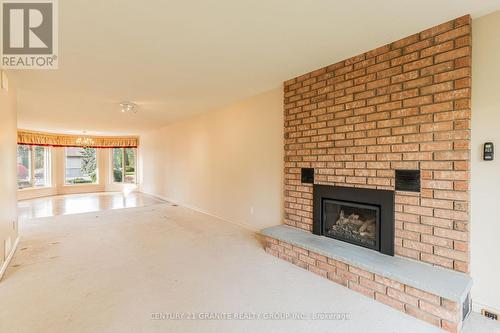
(1, 202, 499, 333)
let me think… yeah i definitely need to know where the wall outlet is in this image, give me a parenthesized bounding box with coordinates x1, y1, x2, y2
(250, 207, 255, 215)
(482, 309, 498, 320)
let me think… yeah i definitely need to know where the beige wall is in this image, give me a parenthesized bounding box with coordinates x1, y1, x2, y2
(141, 88, 284, 231)
(17, 148, 139, 201)
(0, 72, 19, 274)
(471, 11, 500, 313)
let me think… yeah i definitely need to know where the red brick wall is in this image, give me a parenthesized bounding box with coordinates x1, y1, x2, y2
(264, 237, 464, 333)
(283, 16, 471, 273)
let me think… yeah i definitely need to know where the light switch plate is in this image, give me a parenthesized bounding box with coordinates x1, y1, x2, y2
(1, 71, 8, 93)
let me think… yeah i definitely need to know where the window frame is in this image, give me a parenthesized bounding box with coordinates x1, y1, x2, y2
(64, 147, 99, 186)
(17, 145, 51, 190)
(111, 148, 137, 184)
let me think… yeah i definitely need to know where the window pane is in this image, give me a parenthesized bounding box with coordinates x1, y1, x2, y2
(34, 146, 48, 187)
(17, 145, 32, 189)
(124, 148, 136, 184)
(112, 148, 123, 182)
(65, 147, 98, 184)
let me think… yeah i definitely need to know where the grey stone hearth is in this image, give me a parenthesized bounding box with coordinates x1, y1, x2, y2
(261, 225, 472, 303)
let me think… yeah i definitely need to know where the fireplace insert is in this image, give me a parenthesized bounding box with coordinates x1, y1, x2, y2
(313, 185, 395, 256)
(323, 199, 380, 251)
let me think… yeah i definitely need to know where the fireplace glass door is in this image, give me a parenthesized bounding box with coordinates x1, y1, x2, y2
(322, 199, 380, 251)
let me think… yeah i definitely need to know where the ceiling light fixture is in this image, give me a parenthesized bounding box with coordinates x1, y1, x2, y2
(120, 102, 137, 113)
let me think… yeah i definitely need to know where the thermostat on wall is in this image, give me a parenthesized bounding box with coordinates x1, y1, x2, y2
(484, 142, 494, 161)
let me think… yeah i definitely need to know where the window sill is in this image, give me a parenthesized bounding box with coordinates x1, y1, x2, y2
(63, 183, 100, 187)
(17, 186, 54, 192)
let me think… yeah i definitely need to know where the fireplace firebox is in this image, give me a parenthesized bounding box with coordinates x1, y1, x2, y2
(313, 185, 395, 256)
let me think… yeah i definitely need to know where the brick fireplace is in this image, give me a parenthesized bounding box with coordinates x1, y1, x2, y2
(283, 15, 471, 273)
(262, 15, 472, 332)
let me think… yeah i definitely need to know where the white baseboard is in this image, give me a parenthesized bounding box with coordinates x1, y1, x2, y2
(141, 191, 260, 233)
(472, 300, 500, 317)
(0, 236, 19, 281)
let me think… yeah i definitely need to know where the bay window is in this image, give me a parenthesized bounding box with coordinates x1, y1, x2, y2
(112, 148, 136, 183)
(65, 147, 98, 184)
(17, 145, 51, 189)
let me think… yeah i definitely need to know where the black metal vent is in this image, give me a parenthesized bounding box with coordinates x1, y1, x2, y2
(301, 168, 314, 184)
(395, 170, 421, 192)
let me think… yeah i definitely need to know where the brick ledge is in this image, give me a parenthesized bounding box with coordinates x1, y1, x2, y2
(261, 225, 471, 304)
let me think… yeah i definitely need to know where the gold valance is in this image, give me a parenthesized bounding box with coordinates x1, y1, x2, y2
(17, 130, 139, 148)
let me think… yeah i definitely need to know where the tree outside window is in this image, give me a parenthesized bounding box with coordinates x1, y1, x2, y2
(65, 147, 98, 184)
(17, 145, 50, 189)
(112, 148, 136, 184)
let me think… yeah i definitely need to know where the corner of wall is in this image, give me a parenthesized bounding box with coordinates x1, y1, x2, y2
(0, 70, 19, 280)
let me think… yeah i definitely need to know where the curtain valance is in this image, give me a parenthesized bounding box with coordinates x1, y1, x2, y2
(17, 130, 139, 148)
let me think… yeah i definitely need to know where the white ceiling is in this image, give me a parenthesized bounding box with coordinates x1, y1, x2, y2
(8, 0, 500, 135)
